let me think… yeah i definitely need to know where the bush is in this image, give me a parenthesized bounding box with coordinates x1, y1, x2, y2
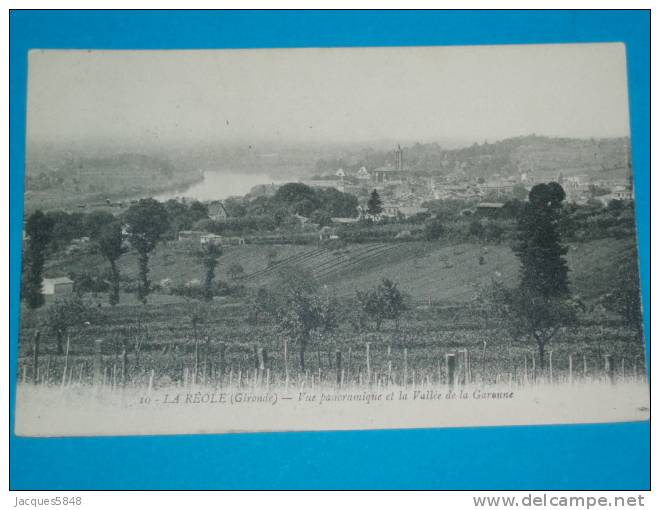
(424, 218, 445, 241)
(69, 270, 109, 295)
(169, 280, 245, 299)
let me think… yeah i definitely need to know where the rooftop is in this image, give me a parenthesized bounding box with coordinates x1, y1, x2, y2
(43, 276, 73, 284)
(477, 202, 505, 208)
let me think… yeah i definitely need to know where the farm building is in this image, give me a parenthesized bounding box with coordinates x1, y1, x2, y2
(208, 201, 229, 222)
(201, 233, 223, 246)
(223, 236, 246, 246)
(380, 203, 401, 218)
(331, 217, 359, 225)
(596, 189, 634, 205)
(475, 202, 505, 218)
(42, 277, 74, 296)
(397, 206, 429, 218)
(178, 230, 205, 243)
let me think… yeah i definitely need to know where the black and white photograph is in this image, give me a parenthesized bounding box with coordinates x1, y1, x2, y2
(15, 43, 649, 437)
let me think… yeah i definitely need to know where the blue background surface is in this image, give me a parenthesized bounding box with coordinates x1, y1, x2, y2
(9, 10, 650, 490)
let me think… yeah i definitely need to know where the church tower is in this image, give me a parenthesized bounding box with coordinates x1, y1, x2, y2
(395, 144, 403, 172)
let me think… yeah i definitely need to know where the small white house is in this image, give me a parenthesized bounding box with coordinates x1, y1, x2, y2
(178, 230, 205, 243)
(42, 277, 74, 296)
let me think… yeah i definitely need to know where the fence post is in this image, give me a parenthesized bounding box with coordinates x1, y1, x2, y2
(604, 354, 615, 385)
(548, 350, 554, 384)
(45, 354, 51, 385)
(365, 342, 371, 385)
(445, 353, 456, 389)
(464, 349, 469, 385)
(283, 338, 289, 389)
(253, 345, 259, 370)
(335, 351, 342, 387)
(481, 340, 487, 383)
(459, 349, 468, 385)
(219, 342, 227, 381)
(387, 345, 392, 386)
(568, 354, 574, 385)
(93, 339, 103, 386)
(403, 348, 408, 388)
(205, 336, 212, 383)
(61, 335, 71, 389)
(193, 338, 200, 385)
(257, 347, 266, 385)
(32, 330, 41, 384)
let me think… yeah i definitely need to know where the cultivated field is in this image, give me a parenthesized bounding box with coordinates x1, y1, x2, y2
(43, 237, 636, 302)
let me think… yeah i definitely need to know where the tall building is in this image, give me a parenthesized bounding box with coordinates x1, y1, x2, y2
(395, 144, 403, 172)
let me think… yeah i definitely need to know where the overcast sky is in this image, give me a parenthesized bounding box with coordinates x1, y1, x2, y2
(26, 43, 631, 147)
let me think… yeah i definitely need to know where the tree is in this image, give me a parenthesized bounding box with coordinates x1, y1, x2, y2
(198, 242, 222, 301)
(424, 217, 445, 241)
(188, 201, 209, 223)
(268, 266, 337, 371)
(379, 278, 407, 329)
(367, 189, 383, 215)
(508, 182, 573, 368)
(469, 219, 485, 239)
(97, 220, 127, 306)
(82, 210, 115, 239)
(514, 183, 569, 298)
(46, 211, 84, 250)
(512, 184, 528, 201)
(274, 183, 321, 216)
(276, 287, 338, 371)
(602, 244, 644, 344)
(251, 287, 277, 322)
(124, 199, 169, 304)
(274, 182, 319, 206)
(357, 278, 407, 330)
(163, 199, 192, 237)
(480, 280, 579, 368)
(317, 187, 359, 217)
(228, 262, 245, 281)
(46, 295, 95, 354)
(310, 210, 332, 227)
(22, 211, 54, 309)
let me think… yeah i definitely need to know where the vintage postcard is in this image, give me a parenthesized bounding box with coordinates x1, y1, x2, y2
(14, 44, 648, 437)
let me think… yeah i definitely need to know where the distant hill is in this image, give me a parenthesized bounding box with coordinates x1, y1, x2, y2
(24, 151, 201, 212)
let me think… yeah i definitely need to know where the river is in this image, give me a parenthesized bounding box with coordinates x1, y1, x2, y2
(154, 171, 283, 202)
